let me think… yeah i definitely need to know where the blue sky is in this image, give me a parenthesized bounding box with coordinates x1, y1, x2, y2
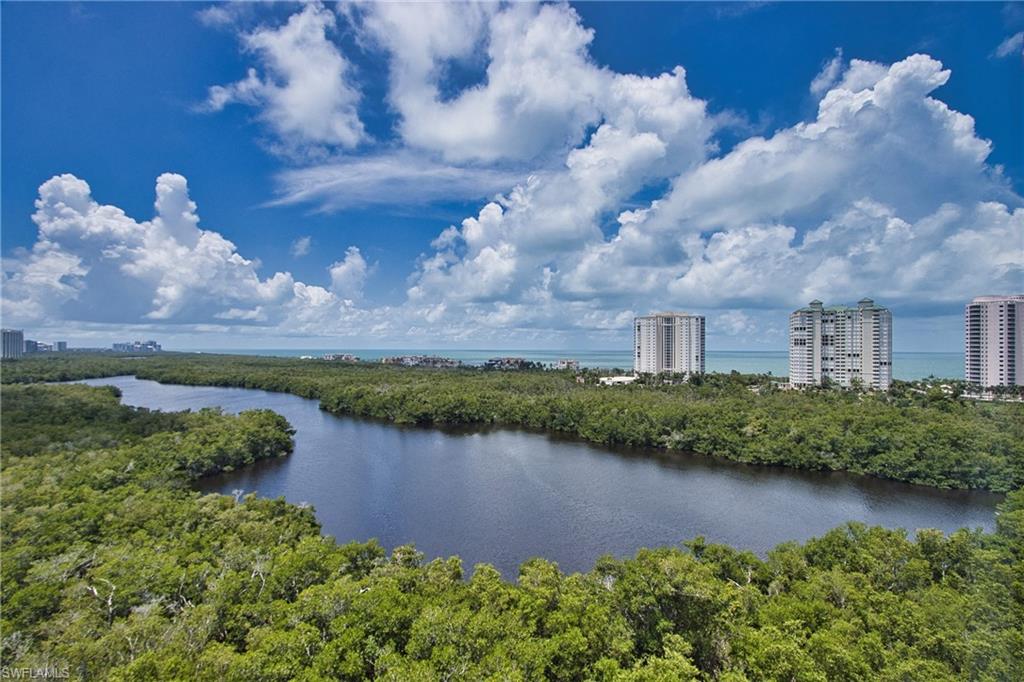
(2, 1, 1022, 351)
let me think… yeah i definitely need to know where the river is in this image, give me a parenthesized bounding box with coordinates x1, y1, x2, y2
(80, 376, 1002, 577)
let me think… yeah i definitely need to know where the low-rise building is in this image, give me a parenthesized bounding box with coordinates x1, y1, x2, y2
(484, 357, 541, 371)
(381, 355, 461, 368)
(599, 375, 638, 386)
(113, 340, 162, 353)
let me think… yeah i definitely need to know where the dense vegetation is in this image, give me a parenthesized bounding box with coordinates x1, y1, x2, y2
(2, 383, 1021, 679)
(4, 353, 1023, 491)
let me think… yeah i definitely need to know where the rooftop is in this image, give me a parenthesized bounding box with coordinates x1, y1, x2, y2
(637, 311, 697, 318)
(970, 294, 1024, 304)
(794, 298, 889, 313)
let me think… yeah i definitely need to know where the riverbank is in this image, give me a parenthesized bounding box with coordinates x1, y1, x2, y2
(4, 353, 1022, 492)
(2, 381, 1021, 680)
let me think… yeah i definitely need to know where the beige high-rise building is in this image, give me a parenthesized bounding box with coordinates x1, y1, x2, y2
(789, 299, 892, 390)
(634, 312, 705, 374)
(964, 295, 1024, 387)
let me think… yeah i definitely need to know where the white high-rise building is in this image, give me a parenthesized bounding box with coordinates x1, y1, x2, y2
(789, 299, 892, 390)
(634, 312, 705, 374)
(964, 295, 1024, 387)
(2, 329, 24, 360)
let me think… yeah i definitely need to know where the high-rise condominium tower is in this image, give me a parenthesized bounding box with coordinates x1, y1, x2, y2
(2, 328, 24, 360)
(964, 295, 1024, 387)
(634, 312, 705, 374)
(789, 299, 892, 390)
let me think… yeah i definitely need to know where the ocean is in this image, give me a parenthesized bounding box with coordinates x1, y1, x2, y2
(180, 348, 965, 381)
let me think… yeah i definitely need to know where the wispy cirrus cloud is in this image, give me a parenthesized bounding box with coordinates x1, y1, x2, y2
(992, 31, 1023, 59)
(270, 152, 528, 211)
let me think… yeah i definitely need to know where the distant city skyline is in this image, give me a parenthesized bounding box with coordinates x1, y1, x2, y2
(0, 318, 999, 355)
(2, 3, 1021, 351)
(8, 301, 1010, 355)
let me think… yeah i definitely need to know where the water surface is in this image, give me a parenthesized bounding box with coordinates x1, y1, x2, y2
(81, 376, 1000, 577)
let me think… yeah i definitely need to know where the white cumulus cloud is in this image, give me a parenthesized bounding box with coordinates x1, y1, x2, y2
(407, 52, 1023, 337)
(206, 2, 365, 157)
(404, 33, 714, 310)
(6, 4, 1022, 350)
(358, 2, 608, 163)
(328, 246, 369, 301)
(1, 172, 373, 337)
